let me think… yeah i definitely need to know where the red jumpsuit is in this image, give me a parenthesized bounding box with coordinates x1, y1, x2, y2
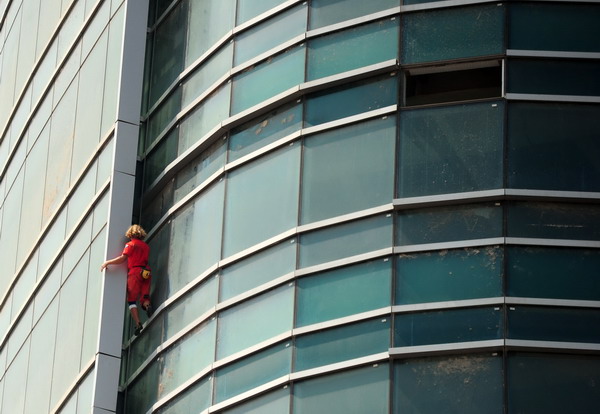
(123, 238, 151, 304)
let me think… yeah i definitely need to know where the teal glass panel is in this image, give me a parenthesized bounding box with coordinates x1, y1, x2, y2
(399, 101, 504, 197)
(508, 306, 600, 343)
(402, 4, 505, 64)
(507, 247, 600, 301)
(126, 308, 162, 379)
(148, 222, 171, 305)
(145, 88, 182, 149)
(299, 215, 392, 268)
(141, 179, 174, 231)
(294, 364, 389, 414)
(301, 117, 395, 224)
(229, 102, 302, 162)
(215, 342, 291, 402)
(144, 128, 178, 189)
(508, 353, 600, 414)
(396, 246, 503, 305)
(126, 361, 159, 414)
(394, 306, 503, 347)
(309, 0, 399, 29)
(295, 318, 391, 372)
(231, 45, 305, 114)
(397, 203, 503, 246)
(223, 144, 300, 257)
(307, 18, 398, 81)
(305, 75, 397, 127)
(234, 4, 307, 66)
(186, 0, 235, 65)
(222, 387, 290, 414)
(507, 202, 600, 241)
(507, 102, 600, 192)
(507, 59, 600, 96)
(237, 0, 288, 24)
(220, 239, 296, 301)
(155, 376, 212, 414)
(296, 259, 391, 327)
(217, 284, 294, 359)
(508, 3, 600, 53)
(394, 354, 503, 414)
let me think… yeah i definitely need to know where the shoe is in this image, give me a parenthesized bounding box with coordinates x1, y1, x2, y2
(134, 323, 143, 336)
(143, 303, 154, 318)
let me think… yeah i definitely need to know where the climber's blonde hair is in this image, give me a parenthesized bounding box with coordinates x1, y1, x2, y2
(125, 224, 147, 240)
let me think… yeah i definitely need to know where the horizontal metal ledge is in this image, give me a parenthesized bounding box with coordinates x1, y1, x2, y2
(295, 249, 393, 278)
(307, 8, 400, 38)
(506, 93, 600, 104)
(507, 49, 600, 60)
(390, 340, 505, 358)
(401, 0, 500, 13)
(505, 238, 600, 249)
(393, 297, 504, 314)
(394, 238, 504, 254)
(505, 339, 600, 353)
(293, 308, 392, 336)
(290, 352, 389, 381)
(506, 297, 600, 309)
(302, 106, 397, 137)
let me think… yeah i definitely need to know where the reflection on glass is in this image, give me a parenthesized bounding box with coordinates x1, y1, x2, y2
(146, 88, 182, 149)
(310, 0, 399, 29)
(155, 375, 213, 414)
(183, 42, 233, 108)
(222, 386, 290, 414)
(237, 0, 287, 24)
(186, 0, 235, 66)
(144, 128, 178, 190)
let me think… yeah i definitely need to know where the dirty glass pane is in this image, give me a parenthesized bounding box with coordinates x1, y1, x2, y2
(309, 0, 399, 29)
(395, 306, 503, 347)
(217, 284, 294, 359)
(508, 353, 600, 414)
(148, 222, 171, 304)
(237, 0, 287, 24)
(215, 342, 291, 402)
(508, 306, 600, 343)
(301, 117, 395, 224)
(507, 246, 600, 301)
(145, 88, 181, 149)
(231, 45, 305, 114)
(299, 214, 392, 268)
(220, 239, 296, 301)
(234, 4, 307, 66)
(186, 0, 235, 65)
(222, 387, 290, 414)
(394, 354, 503, 414)
(507, 59, 600, 96)
(305, 75, 397, 127)
(155, 375, 212, 414)
(144, 128, 178, 189)
(402, 4, 505, 64)
(397, 203, 503, 246)
(141, 179, 174, 230)
(307, 18, 398, 80)
(296, 259, 391, 327)
(508, 3, 600, 53)
(396, 246, 503, 305)
(507, 202, 600, 241)
(399, 101, 504, 197)
(294, 364, 389, 414)
(507, 102, 600, 192)
(295, 318, 390, 372)
(229, 102, 302, 162)
(126, 361, 159, 414)
(223, 144, 300, 257)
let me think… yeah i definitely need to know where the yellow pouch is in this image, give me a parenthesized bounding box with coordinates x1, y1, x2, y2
(141, 268, 151, 279)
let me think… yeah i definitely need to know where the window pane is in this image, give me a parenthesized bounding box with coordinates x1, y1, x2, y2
(223, 144, 300, 257)
(305, 75, 397, 127)
(186, 0, 235, 65)
(144, 128, 178, 189)
(394, 354, 503, 414)
(222, 387, 290, 414)
(507, 102, 600, 192)
(309, 0, 399, 29)
(293, 364, 389, 414)
(301, 117, 395, 224)
(237, 0, 288, 24)
(299, 215, 392, 268)
(396, 246, 503, 305)
(127, 316, 162, 379)
(155, 376, 212, 414)
(307, 18, 398, 81)
(396, 203, 503, 246)
(141, 179, 174, 230)
(507, 246, 600, 301)
(126, 361, 159, 414)
(145, 88, 182, 149)
(295, 318, 390, 372)
(217, 285, 294, 359)
(296, 259, 391, 327)
(394, 306, 503, 347)
(401, 4, 504, 64)
(399, 101, 504, 197)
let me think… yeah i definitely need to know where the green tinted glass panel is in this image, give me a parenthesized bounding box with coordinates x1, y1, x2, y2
(301, 117, 395, 224)
(186, 0, 235, 65)
(402, 4, 504, 64)
(507, 202, 600, 241)
(220, 239, 296, 301)
(145, 88, 181, 148)
(305, 75, 397, 127)
(299, 214, 392, 268)
(508, 353, 600, 414)
(183, 42, 233, 108)
(127, 316, 162, 378)
(144, 128, 178, 189)
(222, 387, 289, 413)
(509, 3, 600, 53)
(397, 203, 503, 246)
(141, 180, 174, 231)
(296, 259, 391, 327)
(394, 306, 503, 347)
(295, 318, 390, 372)
(308, 18, 398, 81)
(223, 144, 300, 257)
(507, 247, 600, 301)
(216, 343, 291, 402)
(234, 4, 307, 66)
(126, 362, 159, 414)
(507, 102, 600, 192)
(237, 0, 288, 24)
(399, 101, 504, 197)
(156, 376, 212, 414)
(149, 223, 171, 304)
(232, 45, 305, 114)
(294, 364, 389, 414)
(309, 0, 399, 29)
(507, 59, 600, 96)
(394, 354, 503, 414)
(229, 102, 302, 162)
(396, 246, 503, 305)
(508, 306, 600, 343)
